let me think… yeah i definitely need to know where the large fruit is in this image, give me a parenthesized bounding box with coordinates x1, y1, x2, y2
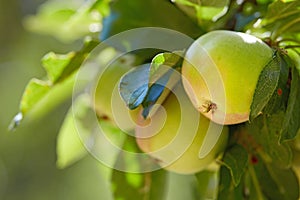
(135, 82, 228, 174)
(182, 30, 273, 125)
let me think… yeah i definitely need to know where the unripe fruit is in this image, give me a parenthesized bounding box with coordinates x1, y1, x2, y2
(136, 82, 228, 174)
(94, 54, 138, 131)
(182, 30, 273, 125)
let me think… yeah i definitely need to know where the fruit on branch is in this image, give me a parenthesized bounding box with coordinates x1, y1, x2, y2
(182, 30, 273, 125)
(94, 54, 138, 131)
(94, 53, 181, 131)
(136, 82, 228, 174)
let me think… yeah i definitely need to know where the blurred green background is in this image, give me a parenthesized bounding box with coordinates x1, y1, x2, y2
(0, 0, 113, 199)
(2, 0, 299, 199)
(0, 1, 201, 199)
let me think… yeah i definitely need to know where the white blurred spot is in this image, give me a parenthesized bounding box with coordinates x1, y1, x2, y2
(253, 18, 262, 28)
(89, 23, 102, 33)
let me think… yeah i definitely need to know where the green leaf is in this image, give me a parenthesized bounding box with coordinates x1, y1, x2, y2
(111, 137, 168, 200)
(220, 144, 248, 186)
(247, 164, 267, 200)
(262, 54, 290, 115)
(172, 0, 230, 23)
(219, 154, 298, 200)
(261, 1, 300, 39)
(56, 95, 88, 169)
(71, 93, 128, 169)
(90, 0, 111, 17)
(246, 114, 293, 168)
(195, 0, 230, 22)
(42, 52, 75, 84)
(149, 52, 183, 78)
(218, 166, 244, 200)
(56, 93, 125, 169)
(280, 66, 300, 141)
(10, 39, 98, 129)
(166, 173, 201, 200)
(24, 0, 106, 42)
(53, 38, 99, 83)
(19, 78, 51, 115)
(263, 114, 293, 167)
(195, 170, 219, 199)
(112, 170, 167, 200)
(265, 1, 300, 23)
(142, 52, 182, 118)
(20, 74, 75, 122)
(100, 0, 204, 40)
(250, 52, 281, 121)
(253, 161, 299, 200)
(141, 69, 175, 118)
(9, 78, 50, 130)
(119, 64, 150, 109)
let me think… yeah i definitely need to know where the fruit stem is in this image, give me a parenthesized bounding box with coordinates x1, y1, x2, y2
(248, 165, 265, 200)
(277, 38, 300, 45)
(272, 18, 300, 41)
(282, 45, 300, 50)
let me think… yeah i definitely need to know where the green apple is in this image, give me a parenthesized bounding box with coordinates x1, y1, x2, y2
(94, 53, 139, 131)
(135, 82, 228, 174)
(182, 30, 273, 125)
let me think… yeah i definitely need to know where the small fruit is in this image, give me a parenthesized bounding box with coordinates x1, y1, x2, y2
(135, 82, 228, 174)
(94, 53, 138, 131)
(182, 30, 273, 125)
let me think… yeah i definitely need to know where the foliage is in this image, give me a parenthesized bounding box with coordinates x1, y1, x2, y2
(11, 0, 300, 199)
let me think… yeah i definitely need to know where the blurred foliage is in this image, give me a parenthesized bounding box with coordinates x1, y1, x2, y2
(2, 0, 300, 200)
(23, 0, 109, 42)
(0, 0, 111, 199)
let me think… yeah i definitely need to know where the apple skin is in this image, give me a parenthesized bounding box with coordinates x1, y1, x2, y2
(182, 30, 273, 125)
(94, 54, 139, 131)
(135, 82, 228, 174)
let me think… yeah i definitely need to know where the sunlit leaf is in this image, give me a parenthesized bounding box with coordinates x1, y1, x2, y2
(43, 38, 99, 84)
(166, 173, 201, 200)
(261, 1, 300, 38)
(250, 52, 281, 121)
(56, 95, 88, 169)
(195, 170, 219, 199)
(10, 39, 98, 129)
(90, 0, 111, 17)
(42, 52, 75, 83)
(149, 52, 183, 78)
(111, 137, 168, 200)
(265, 1, 300, 23)
(172, 0, 230, 23)
(142, 52, 182, 118)
(100, 0, 203, 40)
(20, 78, 51, 115)
(54, 38, 99, 83)
(57, 92, 131, 169)
(24, 0, 106, 42)
(112, 169, 167, 200)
